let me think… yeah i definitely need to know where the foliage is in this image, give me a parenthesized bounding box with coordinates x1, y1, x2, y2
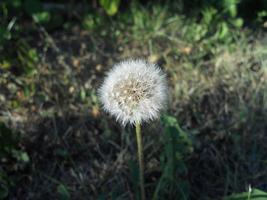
(0, 1, 39, 75)
(0, 0, 266, 74)
(224, 188, 267, 200)
(0, 123, 29, 199)
(152, 115, 192, 199)
(99, 0, 121, 16)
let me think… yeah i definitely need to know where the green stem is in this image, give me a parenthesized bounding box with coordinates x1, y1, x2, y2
(135, 122, 146, 200)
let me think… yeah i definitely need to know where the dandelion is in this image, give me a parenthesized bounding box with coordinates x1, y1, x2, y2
(99, 59, 168, 200)
(99, 59, 167, 126)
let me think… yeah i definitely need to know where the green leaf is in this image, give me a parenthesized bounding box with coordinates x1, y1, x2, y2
(223, 0, 238, 17)
(57, 184, 70, 200)
(216, 22, 229, 39)
(28, 48, 39, 63)
(32, 11, 51, 24)
(99, 0, 121, 16)
(0, 60, 11, 70)
(232, 18, 243, 28)
(80, 88, 86, 101)
(0, 26, 11, 42)
(82, 14, 96, 30)
(153, 115, 191, 199)
(202, 7, 217, 25)
(224, 188, 267, 200)
(20, 152, 30, 162)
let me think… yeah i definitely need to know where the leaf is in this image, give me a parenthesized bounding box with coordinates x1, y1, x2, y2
(0, 26, 11, 43)
(32, 11, 51, 24)
(0, 60, 11, 70)
(216, 22, 229, 39)
(161, 115, 193, 152)
(223, 0, 238, 17)
(80, 88, 86, 101)
(232, 18, 243, 28)
(82, 14, 96, 30)
(202, 7, 217, 25)
(99, 0, 121, 16)
(20, 152, 30, 162)
(28, 48, 39, 63)
(153, 115, 191, 199)
(224, 188, 267, 200)
(57, 184, 70, 200)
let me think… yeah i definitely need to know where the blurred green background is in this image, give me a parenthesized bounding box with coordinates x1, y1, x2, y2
(0, 0, 267, 199)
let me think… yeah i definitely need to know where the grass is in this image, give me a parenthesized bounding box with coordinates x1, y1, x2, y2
(1, 2, 267, 200)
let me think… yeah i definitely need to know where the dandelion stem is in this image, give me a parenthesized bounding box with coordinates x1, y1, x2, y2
(135, 122, 146, 200)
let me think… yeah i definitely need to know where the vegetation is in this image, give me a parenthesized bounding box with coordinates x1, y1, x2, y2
(0, 0, 267, 199)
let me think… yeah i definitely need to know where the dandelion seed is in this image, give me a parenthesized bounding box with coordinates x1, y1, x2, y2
(99, 59, 168, 126)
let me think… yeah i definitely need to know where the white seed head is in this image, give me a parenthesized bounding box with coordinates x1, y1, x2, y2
(99, 59, 168, 126)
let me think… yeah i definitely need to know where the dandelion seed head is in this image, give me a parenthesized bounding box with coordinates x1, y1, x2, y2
(99, 59, 168, 126)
